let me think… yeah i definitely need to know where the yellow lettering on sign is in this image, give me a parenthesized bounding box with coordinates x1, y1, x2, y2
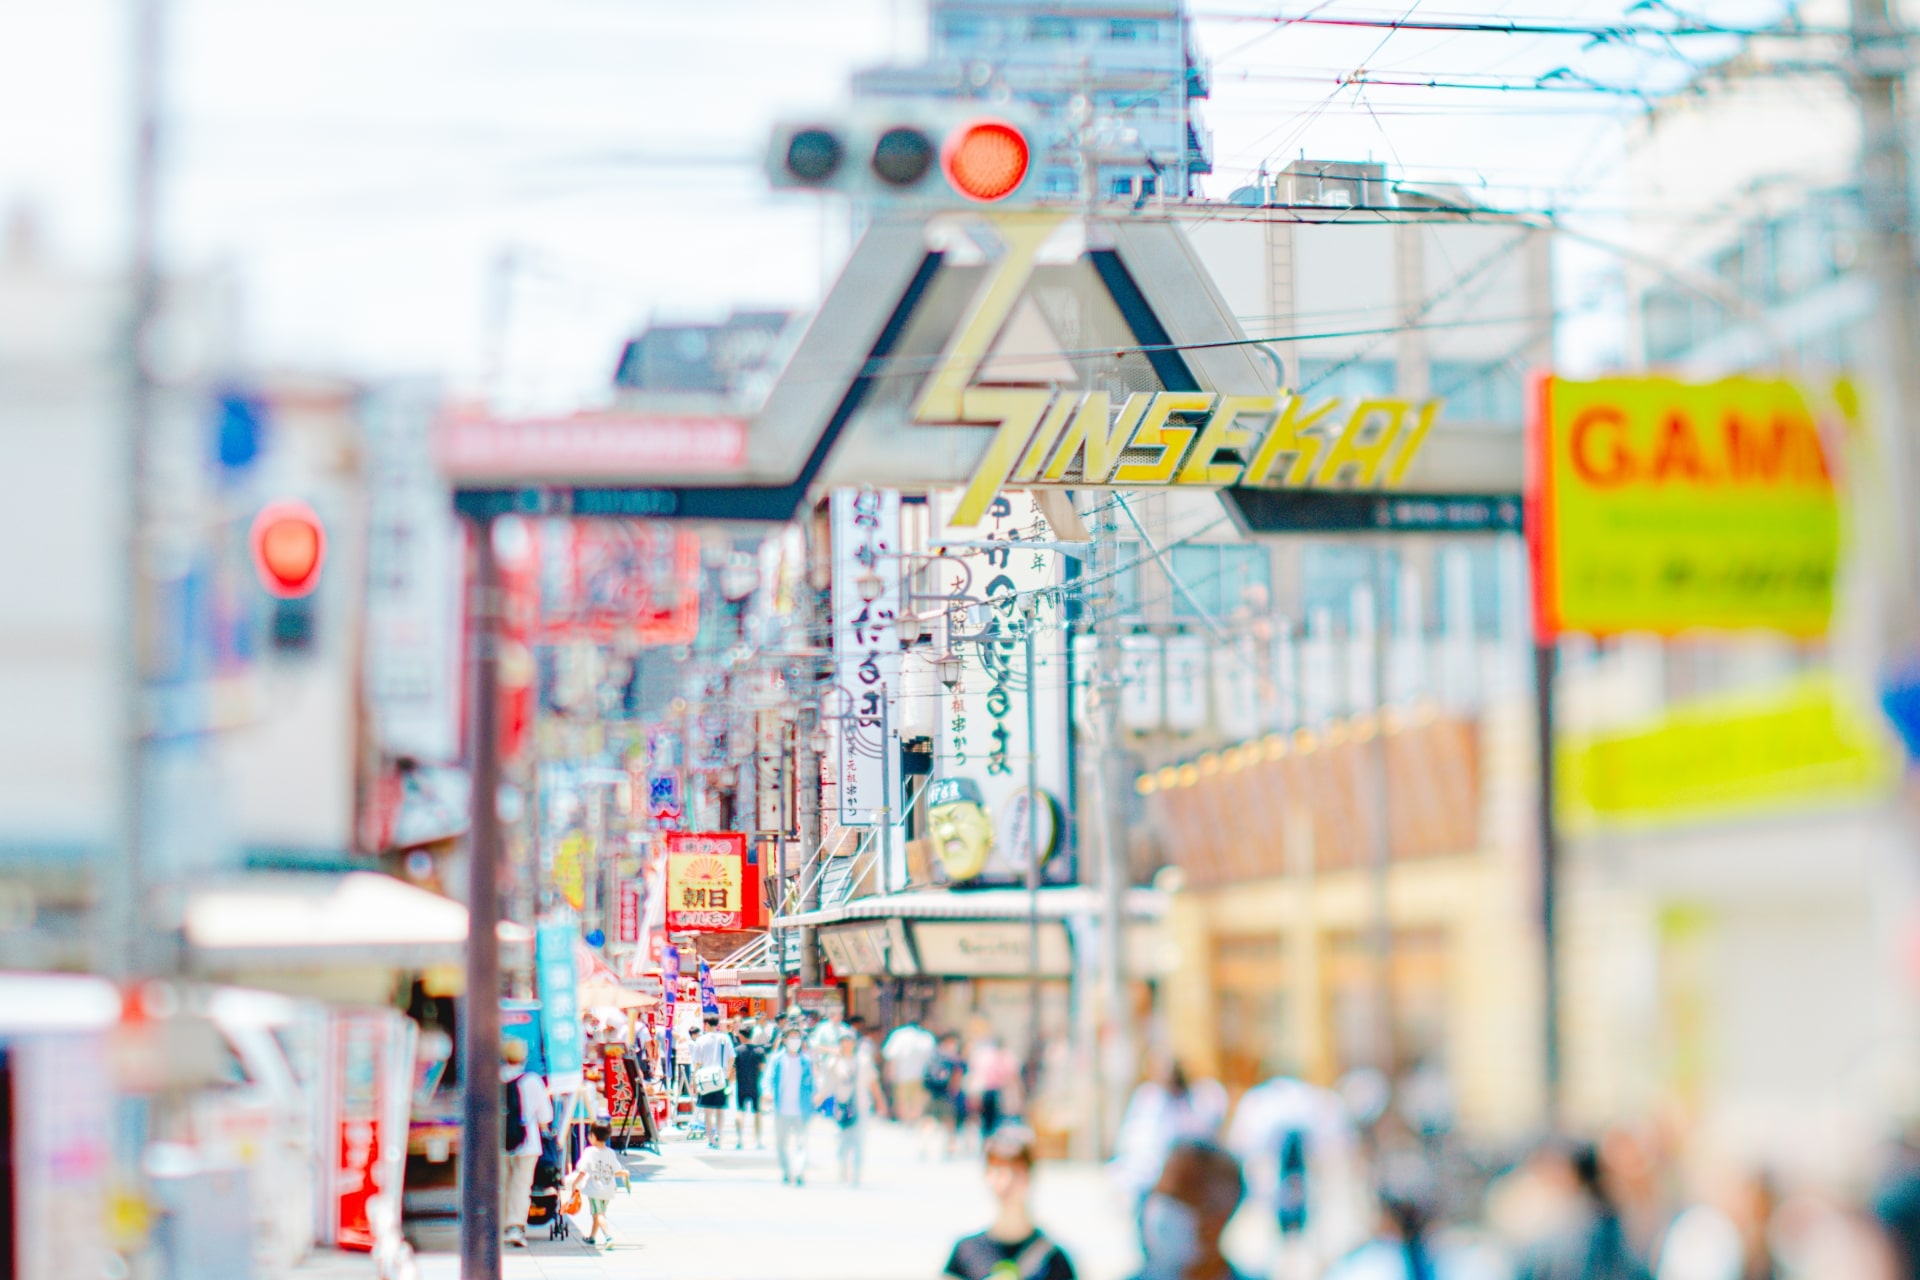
(1178, 395, 1276, 486)
(1041, 392, 1150, 484)
(1012, 394, 1077, 482)
(1385, 400, 1438, 486)
(1317, 399, 1407, 487)
(1113, 392, 1214, 485)
(949, 387, 1054, 527)
(1242, 395, 1339, 486)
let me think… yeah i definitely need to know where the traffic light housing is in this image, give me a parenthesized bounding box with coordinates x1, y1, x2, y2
(768, 110, 1036, 204)
(250, 499, 326, 599)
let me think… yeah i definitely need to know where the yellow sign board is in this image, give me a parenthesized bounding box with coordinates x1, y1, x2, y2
(1531, 375, 1840, 636)
(1558, 679, 1895, 827)
(922, 215, 1438, 525)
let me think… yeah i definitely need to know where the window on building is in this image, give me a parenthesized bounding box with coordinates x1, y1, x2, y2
(1109, 18, 1159, 40)
(1168, 544, 1271, 621)
(1030, 15, 1074, 39)
(938, 12, 985, 42)
(1296, 358, 1395, 400)
(1139, 176, 1156, 197)
(1044, 170, 1078, 196)
(1431, 360, 1524, 424)
(1111, 175, 1137, 199)
(1300, 545, 1394, 625)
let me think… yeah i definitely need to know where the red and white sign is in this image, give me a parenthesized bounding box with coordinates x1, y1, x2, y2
(618, 881, 641, 944)
(435, 411, 748, 482)
(664, 831, 749, 932)
(326, 1009, 415, 1255)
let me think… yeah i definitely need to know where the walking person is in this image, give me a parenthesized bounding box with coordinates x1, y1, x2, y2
(564, 1122, 624, 1249)
(500, 1038, 552, 1250)
(966, 1035, 1017, 1143)
(884, 1018, 938, 1124)
(824, 1032, 888, 1186)
(767, 1024, 816, 1185)
(944, 1124, 1077, 1280)
(689, 1013, 735, 1150)
(926, 1030, 969, 1157)
(733, 1022, 767, 1150)
(1113, 1056, 1229, 1223)
(1130, 1139, 1259, 1280)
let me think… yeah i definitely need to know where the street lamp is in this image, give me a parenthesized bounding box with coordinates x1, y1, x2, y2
(855, 569, 885, 604)
(936, 651, 964, 690)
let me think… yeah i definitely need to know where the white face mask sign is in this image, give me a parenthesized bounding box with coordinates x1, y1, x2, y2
(1140, 1192, 1201, 1278)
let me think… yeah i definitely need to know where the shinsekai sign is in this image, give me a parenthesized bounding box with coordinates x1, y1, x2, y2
(775, 211, 1451, 528)
(1530, 374, 1843, 637)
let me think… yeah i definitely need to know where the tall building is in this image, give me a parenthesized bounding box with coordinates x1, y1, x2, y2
(852, 0, 1212, 201)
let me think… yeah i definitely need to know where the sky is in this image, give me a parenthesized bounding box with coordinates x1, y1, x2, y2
(0, 0, 1803, 407)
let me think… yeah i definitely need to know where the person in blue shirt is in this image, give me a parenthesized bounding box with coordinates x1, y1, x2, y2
(766, 1025, 816, 1186)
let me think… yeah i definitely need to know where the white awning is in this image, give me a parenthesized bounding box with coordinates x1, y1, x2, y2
(771, 886, 1166, 931)
(185, 872, 532, 970)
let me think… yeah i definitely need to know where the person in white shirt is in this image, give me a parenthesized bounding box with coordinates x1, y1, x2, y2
(500, 1038, 553, 1249)
(688, 1013, 736, 1150)
(883, 1021, 938, 1123)
(564, 1122, 625, 1249)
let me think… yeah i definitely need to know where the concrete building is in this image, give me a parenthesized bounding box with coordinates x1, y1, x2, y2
(852, 0, 1213, 201)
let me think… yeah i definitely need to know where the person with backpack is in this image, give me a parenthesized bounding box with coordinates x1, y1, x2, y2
(501, 1038, 553, 1250)
(944, 1124, 1076, 1280)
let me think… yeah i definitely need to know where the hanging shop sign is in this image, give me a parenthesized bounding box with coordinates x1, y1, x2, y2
(930, 490, 1074, 885)
(1558, 677, 1896, 828)
(910, 920, 1072, 978)
(1530, 374, 1842, 637)
(830, 487, 903, 825)
(664, 831, 749, 932)
(617, 881, 641, 944)
(536, 923, 584, 1087)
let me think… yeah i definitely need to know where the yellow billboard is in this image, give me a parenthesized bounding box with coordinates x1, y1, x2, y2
(1558, 679, 1895, 827)
(1530, 375, 1841, 636)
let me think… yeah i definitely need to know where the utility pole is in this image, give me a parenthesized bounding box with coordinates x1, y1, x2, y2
(113, 0, 165, 981)
(461, 518, 505, 1280)
(1086, 495, 1131, 1156)
(1850, 0, 1920, 654)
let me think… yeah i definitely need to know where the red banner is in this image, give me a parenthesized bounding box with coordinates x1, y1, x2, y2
(601, 1046, 640, 1122)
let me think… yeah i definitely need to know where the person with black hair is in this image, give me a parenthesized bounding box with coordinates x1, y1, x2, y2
(1514, 1141, 1654, 1280)
(1322, 1151, 1503, 1280)
(944, 1125, 1077, 1280)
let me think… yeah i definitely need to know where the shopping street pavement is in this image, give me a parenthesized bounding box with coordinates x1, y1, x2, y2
(391, 1117, 1143, 1280)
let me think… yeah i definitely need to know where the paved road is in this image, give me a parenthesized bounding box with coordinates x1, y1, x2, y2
(407, 1117, 1142, 1280)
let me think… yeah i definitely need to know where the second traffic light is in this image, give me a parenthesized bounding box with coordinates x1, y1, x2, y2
(768, 112, 1034, 204)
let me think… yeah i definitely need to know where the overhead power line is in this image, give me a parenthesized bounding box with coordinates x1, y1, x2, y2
(1193, 9, 1855, 40)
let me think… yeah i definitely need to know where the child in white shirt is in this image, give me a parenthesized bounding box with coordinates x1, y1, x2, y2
(566, 1122, 625, 1247)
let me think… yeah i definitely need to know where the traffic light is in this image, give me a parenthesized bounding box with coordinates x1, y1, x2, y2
(249, 499, 326, 598)
(768, 111, 1035, 204)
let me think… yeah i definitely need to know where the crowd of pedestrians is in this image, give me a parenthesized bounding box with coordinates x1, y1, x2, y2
(502, 1008, 1920, 1279)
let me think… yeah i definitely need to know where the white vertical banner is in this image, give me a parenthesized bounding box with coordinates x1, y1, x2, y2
(1212, 633, 1260, 741)
(831, 487, 902, 826)
(1303, 606, 1338, 726)
(1163, 633, 1209, 734)
(754, 709, 785, 832)
(1270, 618, 1300, 733)
(1440, 547, 1478, 711)
(1119, 633, 1164, 733)
(1346, 582, 1378, 714)
(362, 387, 462, 762)
(930, 490, 1071, 881)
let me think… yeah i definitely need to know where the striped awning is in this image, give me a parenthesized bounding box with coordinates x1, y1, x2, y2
(771, 886, 1166, 931)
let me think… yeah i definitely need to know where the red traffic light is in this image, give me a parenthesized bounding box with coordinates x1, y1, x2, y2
(943, 120, 1030, 202)
(250, 500, 326, 598)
